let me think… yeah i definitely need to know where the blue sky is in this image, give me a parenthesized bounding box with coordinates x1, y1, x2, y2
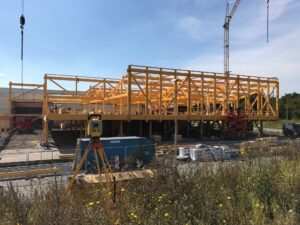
(0, 0, 299, 94)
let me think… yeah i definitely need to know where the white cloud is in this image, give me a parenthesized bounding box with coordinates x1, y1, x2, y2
(183, 0, 300, 95)
(230, 0, 297, 43)
(185, 26, 300, 95)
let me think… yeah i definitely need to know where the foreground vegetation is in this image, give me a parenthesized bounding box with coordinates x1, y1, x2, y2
(1, 148, 300, 225)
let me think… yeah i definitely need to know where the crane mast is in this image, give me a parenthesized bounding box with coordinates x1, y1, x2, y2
(223, 0, 241, 76)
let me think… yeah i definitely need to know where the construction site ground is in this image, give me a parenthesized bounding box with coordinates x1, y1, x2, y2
(0, 130, 66, 166)
(0, 127, 291, 193)
(0, 127, 285, 166)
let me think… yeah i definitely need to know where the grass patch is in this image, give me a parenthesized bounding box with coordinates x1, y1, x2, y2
(263, 120, 300, 129)
(0, 149, 300, 224)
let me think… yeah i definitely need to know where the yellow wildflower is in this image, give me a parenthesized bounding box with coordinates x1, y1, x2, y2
(88, 202, 94, 206)
(164, 212, 169, 218)
(130, 212, 138, 219)
(158, 196, 163, 202)
(219, 203, 223, 208)
(115, 218, 120, 225)
(121, 188, 125, 192)
(226, 196, 231, 200)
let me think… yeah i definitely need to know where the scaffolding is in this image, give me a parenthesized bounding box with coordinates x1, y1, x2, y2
(4, 65, 279, 142)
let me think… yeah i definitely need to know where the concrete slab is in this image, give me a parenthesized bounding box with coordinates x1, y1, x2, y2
(0, 129, 72, 166)
(0, 149, 60, 164)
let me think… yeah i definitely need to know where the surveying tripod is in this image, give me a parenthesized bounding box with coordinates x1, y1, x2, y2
(61, 137, 116, 203)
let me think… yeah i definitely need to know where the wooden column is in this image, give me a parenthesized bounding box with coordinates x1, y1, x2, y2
(266, 79, 270, 116)
(276, 81, 279, 118)
(149, 121, 152, 137)
(213, 74, 216, 118)
(247, 76, 250, 117)
(223, 72, 229, 116)
(200, 121, 203, 137)
(102, 79, 106, 113)
(44, 117, 49, 143)
(146, 67, 149, 115)
(201, 74, 204, 116)
(174, 70, 178, 117)
(119, 121, 124, 136)
(139, 121, 143, 136)
(174, 70, 178, 150)
(237, 75, 240, 113)
(201, 74, 204, 134)
(159, 68, 163, 121)
(187, 71, 191, 120)
(127, 67, 131, 120)
(259, 120, 263, 137)
(120, 84, 123, 114)
(8, 82, 12, 129)
(257, 78, 261, 116)
(42, 75, 48, 143)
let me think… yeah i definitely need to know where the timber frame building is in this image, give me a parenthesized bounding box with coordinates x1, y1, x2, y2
(2, 65, 279, 143)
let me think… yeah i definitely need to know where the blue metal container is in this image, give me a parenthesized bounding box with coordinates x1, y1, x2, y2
(77, 136, 155, 171)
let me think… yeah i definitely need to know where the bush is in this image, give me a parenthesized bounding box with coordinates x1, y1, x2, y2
(0, 153, 300, 225)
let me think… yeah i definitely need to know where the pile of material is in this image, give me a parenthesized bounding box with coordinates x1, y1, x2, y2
(177, 144, 238, 162)
(239, 137, 299, 156)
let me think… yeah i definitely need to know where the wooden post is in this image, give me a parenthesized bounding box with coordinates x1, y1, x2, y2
(119, 121, 124, 136)
(237, 75, 240, 113)
(174, 70, 178, 162)
(139, 121, 143, 136)
(149, 121, 152, 137)
(127, 66, 131, 120)
(120, 84, 123, 114)
(201, 74, 204, 117)
(257, 78, 261, 116)
(223, 72, 229, 116)
(146, 67, 149, 115)
(266, 79, 270, 116)
(42, 75, 48, 143)
(247, 76, 250, 118)
(213, 74, 216, 118)
(8, 82, 12, 129)
(103, 79, 106, 113)
(159, 68, 163, 120)
(259, 120, 263, 137)
(188, 71, 191, 120)
(200, 121, 203, 137)
(113, 100, 115, 114)
(201, 74, 204, 132)
(276, 81, 279, 118)
(174, 70, 178, 117)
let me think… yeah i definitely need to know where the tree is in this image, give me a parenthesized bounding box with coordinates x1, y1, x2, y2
(279, 93, 300, 120)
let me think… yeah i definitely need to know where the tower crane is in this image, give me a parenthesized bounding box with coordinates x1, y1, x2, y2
(223, 0, 241, 76)
(20, 0, 25, 88)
